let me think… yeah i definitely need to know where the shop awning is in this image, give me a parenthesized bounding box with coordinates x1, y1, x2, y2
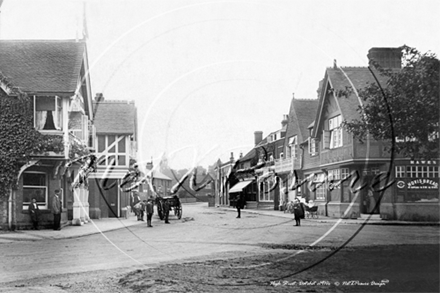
(229, 180, 253, 193)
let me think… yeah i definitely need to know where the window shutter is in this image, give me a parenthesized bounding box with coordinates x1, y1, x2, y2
(323, 130, 330, 149)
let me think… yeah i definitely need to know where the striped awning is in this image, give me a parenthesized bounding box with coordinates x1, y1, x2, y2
(229, 180, 253, 193)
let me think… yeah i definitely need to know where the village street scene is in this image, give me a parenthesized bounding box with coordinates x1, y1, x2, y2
(0, 0, 439, 292)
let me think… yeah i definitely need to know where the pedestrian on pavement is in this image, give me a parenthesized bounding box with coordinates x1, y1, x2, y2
(134, 200, 144, 221)
(51, 189, 62, 230)
(146, 196, 154, 227)
(28, 197, 40, 230)
(293, 198, 304, 226)
(132, 191, 141, 217)
(236, 193, 244, 218)
(163, 199, 170, 224)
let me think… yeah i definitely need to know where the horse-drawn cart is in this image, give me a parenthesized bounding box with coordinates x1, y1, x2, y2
(156, 195, 182, 220)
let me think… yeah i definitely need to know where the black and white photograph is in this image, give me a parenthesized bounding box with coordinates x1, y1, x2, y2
(0, 0, 439, 292)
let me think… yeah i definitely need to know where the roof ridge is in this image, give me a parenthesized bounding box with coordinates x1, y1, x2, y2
(0, 39, 84, 43)
(94, 100, 135, 104)
(293, 98, 318, 101)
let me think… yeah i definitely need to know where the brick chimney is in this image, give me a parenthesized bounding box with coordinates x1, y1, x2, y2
(281, 114, 288, 128)
(254, 131, 263, 146)
(368, 47, 402, 69)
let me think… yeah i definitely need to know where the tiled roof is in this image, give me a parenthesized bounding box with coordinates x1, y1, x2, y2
(152, 170, 172, 181)
(326, 67, 389, 122)
(93, 100, 136, 134)
(283, 97, 319, 152)
(295, 100, 319, 142)
(240, 147, 256, 162)
(0, 40, 85, 93)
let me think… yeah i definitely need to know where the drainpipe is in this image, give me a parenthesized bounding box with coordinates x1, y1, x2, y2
(8, 189, 13, 230)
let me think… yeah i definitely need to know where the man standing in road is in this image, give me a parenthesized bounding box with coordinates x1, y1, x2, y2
(163, 199, 170, 224)
(236, 193, 244, 218)
(52, 189, 62, 230)
(146, 196, 154, 227)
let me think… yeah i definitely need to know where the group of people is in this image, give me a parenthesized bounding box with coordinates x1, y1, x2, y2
(132, 194, 155, 227)
(28, 189, 63, 231)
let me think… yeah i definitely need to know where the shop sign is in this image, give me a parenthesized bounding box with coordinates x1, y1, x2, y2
(396, 181, 406, 189)
(407, 179, 438, 189)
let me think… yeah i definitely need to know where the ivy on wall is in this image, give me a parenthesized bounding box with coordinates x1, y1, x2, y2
(0, 93, 83, 198)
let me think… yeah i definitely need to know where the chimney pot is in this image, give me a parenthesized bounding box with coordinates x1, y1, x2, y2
(95, 93, 104, 102)
(368, 47, 402, 69)
(254, 131, 263, 146)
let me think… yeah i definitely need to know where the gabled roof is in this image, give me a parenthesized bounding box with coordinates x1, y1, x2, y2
(313, 66, 390, 136)
(240, 147, 256, 162)
(0, 40, 86, 94)
(152, 170, 172, 181)
(93, 100, 137, 134)
(283, 97, 319, 152)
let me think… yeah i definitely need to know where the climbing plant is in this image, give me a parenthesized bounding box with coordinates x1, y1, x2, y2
(0, 93, 66, 198)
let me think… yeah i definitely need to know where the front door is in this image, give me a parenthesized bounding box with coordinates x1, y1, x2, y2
(361, 176, 380, 214)
(107, 179, 119, 217)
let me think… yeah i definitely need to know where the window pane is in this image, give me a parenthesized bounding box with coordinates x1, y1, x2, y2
(23, 188, 46, 203)
(108, 155, 116, 165)
(118, 155, 126, 166)
(108, 135, 115, 153)
(98, 136, 105, 152)
(118, 137, 126, 152)
(36, 96, 55, 111)
(23, 173, 45, 186)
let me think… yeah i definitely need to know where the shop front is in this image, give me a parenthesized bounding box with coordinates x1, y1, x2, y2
(383, 160, 439, 221)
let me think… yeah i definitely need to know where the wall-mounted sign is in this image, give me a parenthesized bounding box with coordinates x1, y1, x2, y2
(397, 181, 406, 189)
(407, 179, 438, 189)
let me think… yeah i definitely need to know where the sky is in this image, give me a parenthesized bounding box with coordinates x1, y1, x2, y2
(1, 0, 439, 170)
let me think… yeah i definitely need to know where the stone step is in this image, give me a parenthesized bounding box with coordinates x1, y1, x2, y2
(359, 213, 381, 219)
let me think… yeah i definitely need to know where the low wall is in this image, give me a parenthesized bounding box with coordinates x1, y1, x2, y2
(381, 203, 439, 221)
(326, 202, 360, 219)
(179, 198, 197, 203)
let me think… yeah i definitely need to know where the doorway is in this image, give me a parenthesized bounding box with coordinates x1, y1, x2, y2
(106, 179, 119, 217)
(361, 176, 380, 214)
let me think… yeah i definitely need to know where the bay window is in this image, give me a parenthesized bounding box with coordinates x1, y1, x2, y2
(23, 172, 48, 208)
(34, 96, 63, 131)
(329, 115, 342, 148)
(97, 135, 128, 167)
(288, 135, 298, 158)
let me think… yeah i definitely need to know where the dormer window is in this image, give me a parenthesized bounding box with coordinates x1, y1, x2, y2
(34, 96, 63, 131)
(309, 138, 319, 156)
(288, 135, 298, 158)
(329, 115, 343, 148)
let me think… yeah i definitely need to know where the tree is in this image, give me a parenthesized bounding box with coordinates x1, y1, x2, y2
(343, 46, 439, 159)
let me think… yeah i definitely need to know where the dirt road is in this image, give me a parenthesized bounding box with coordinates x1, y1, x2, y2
(0, 204, 438, 292)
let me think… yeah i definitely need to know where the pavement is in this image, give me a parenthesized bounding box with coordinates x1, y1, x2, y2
(0, 202, 438, 242)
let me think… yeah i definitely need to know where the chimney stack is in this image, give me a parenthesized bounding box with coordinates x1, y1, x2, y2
(146, 162, 153, 170)
(254, 131, 263, 146)
(281, 114, 288, 128)
(95, 93, 104, 102)
(368, 47, 402, 69)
